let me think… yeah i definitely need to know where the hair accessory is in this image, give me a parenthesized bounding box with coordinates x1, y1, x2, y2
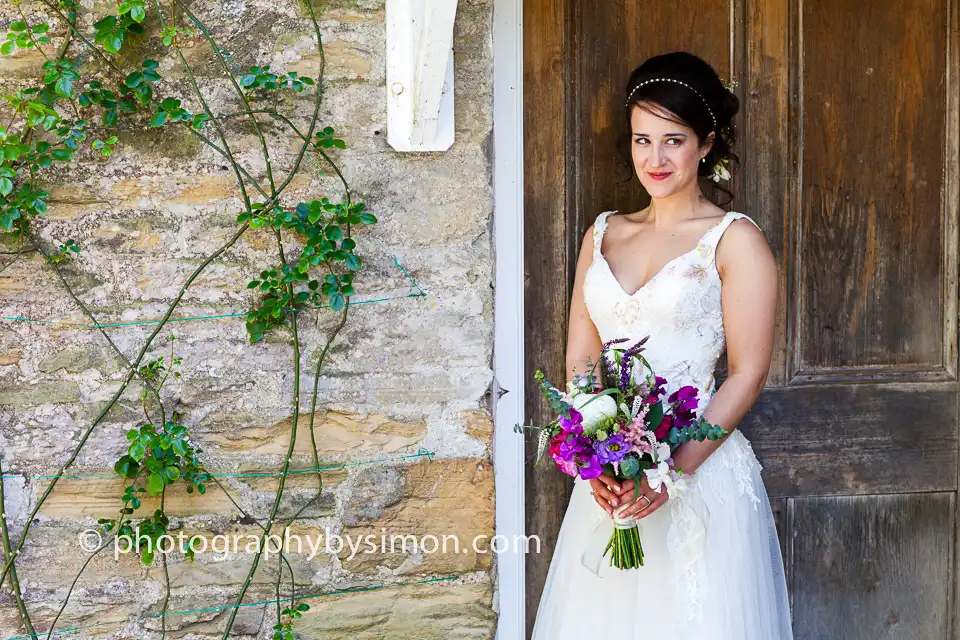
(710, 156, 731, 183)
(625, 77, 717, 129)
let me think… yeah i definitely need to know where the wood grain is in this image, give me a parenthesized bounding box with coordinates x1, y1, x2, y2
(795, 0, 949, 374)
(577, 0, 732, 226)
(740, 383, 959, 497)
(744, 0, 790, 386)
(792, 493, 954, 640)
(523, 0, 576, 634)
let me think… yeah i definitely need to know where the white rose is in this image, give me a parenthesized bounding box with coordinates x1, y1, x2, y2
(572, 393, 617, 434)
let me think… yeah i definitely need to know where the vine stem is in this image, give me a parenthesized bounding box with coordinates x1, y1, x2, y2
(160, 489, 170, 640)
(218, 109, 352, 203)
(42, 467, 146, 639)
(219, 286, 302, 639)
(157, 4, 255, 211)
(15, 2, 50, 63)
(36, 0, 127, 83)
(0, 223, 249, 590)
(0, 459, 38, 640)
(26, 229, 167, 426)
(172, 0, 277, 196)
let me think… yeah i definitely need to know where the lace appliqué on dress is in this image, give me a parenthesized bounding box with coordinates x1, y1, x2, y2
(667, 432, 764, 622)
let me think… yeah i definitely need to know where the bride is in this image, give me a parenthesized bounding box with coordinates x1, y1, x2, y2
(531, 52, 793, 638)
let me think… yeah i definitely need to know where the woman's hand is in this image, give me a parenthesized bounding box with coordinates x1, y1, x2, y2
(615, 475, 669, 520)
(587, 474, 627, 515)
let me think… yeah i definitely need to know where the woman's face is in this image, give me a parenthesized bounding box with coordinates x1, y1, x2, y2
(630, 104, 711, 199)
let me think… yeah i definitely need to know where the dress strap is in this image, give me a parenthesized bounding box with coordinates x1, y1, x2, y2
(592, 211, 615, 260)
(701, 211, 762, 250)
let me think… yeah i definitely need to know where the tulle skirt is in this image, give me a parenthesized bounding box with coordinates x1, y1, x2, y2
(531, 430, 793, 639)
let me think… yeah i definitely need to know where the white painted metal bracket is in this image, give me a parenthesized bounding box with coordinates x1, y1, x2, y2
(386, 0, 458, 152)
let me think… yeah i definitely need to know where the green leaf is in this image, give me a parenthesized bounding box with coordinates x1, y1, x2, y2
(620, 455, 640, 478)
(0, 41, 15, 55)
(163, 466, 180, 482)
(359, 212, 377, 225)
(103, 109, 118, 126)
(172, 439, 188, 456)
(54, 77, 72, 98)
(146, 472, 165, 496)
(345, 253, 361, 271)
(51, 148, 72, 161)
(10, 21, 26, 31)
(150, 112, 167, 127)
(114, 456, 140, 478)
(130, 440, 147, 461)
(124, 71, 144, 88)
(130, 5, 146, 22)
(0, 178, 12, 196)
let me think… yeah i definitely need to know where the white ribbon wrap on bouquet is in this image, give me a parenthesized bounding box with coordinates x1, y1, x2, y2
(579, 504, 639, 578)
(580, 484, 711, 622)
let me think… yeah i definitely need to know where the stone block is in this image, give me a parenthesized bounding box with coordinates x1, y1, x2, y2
(295, 580, 496, 640)
(340, 459, 494, 574)
(0, 382, 80, 408)
(201, 409, 427, 457)
(35, 476, 237, 519)
(461, 409, 493, 445)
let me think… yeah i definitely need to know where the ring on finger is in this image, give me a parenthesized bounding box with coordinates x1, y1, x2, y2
(637, 495, 653, 511)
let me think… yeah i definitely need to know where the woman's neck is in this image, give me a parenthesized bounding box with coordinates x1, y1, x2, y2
(641, 189, 709, 228)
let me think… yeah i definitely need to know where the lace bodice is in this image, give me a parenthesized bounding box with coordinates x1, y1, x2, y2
(583, 210, 761, 410)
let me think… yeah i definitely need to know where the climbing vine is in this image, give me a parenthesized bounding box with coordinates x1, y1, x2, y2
(0, 0, 378, 637)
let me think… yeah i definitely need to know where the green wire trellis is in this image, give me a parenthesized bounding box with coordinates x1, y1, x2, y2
(0, 449, 435, 480)
(0, 234, 425, 329)
(5, 575, 461, 640)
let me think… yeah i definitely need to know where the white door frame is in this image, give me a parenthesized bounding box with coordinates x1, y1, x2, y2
(491, 0, 526, 637)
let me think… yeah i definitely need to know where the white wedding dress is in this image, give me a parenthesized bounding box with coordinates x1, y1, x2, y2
(532, 211, 793, 639)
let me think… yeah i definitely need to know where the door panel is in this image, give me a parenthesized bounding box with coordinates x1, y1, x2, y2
(796, 0, 952, 376)
(523, 0, 960, 637)
(792, 493, 954, 640)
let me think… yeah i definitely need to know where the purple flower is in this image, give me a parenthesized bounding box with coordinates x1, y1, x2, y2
(558, 434, 590, 460)
(617, 357, 632, 392)
(552, 453, 578, 477)
(595, 433, 630, 464)
(646, 376, 667, 403)
(576, 452, 604, 479)
(669, 386, 699, 428)
(559, 408, 583, 434)
(668, 385, 699, 406)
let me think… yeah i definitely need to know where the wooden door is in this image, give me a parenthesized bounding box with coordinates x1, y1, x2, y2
(523, 0, 960, 637)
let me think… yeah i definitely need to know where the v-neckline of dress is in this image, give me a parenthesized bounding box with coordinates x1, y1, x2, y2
(596, 210, 733, 297)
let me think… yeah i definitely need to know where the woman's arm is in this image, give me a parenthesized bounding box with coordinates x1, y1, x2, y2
(566, 224, 604, 383)
(568, 224, 623, 515)
(670, 218, 778, 475)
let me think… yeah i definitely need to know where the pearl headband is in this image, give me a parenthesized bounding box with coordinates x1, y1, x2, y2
(625, 77, 717, 130)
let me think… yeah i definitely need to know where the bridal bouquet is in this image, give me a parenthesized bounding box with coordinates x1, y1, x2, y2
(523, 336, 727, 570)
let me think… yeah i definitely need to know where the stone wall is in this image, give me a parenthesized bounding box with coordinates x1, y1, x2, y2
(0, 1, 496, 638)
